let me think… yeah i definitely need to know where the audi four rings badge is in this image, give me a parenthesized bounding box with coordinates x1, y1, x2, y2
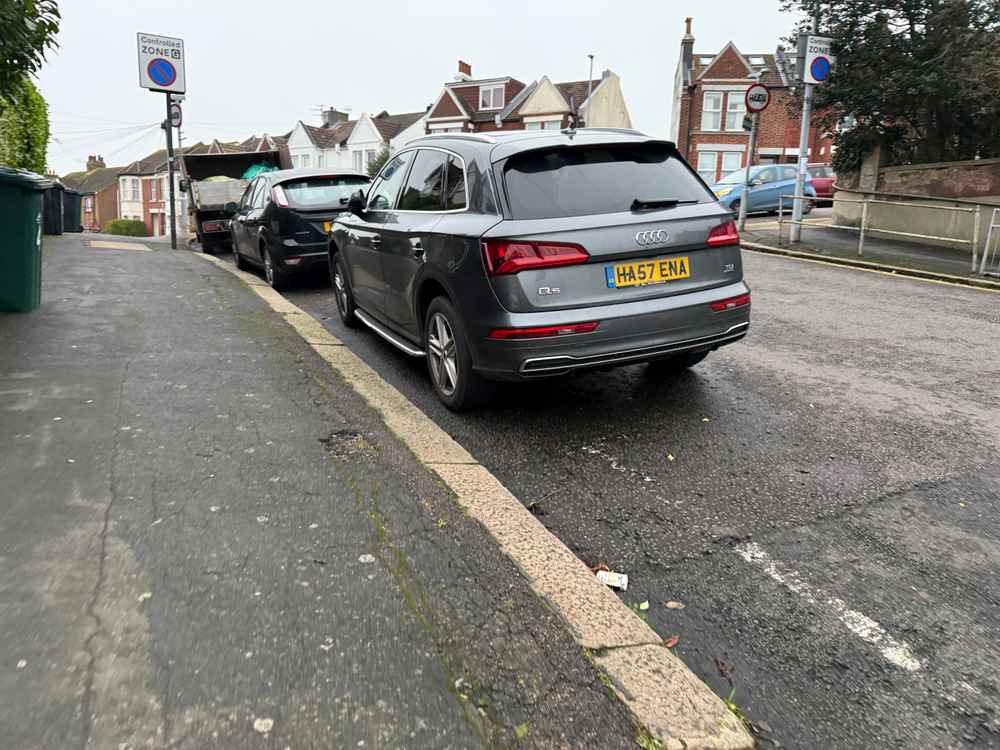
(635, 230, 670, 246)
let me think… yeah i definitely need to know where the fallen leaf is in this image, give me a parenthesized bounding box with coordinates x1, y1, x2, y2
(590, 562, 610, 574)
(358, 554, 376, 564)
(663, 635, 680, 649)
(253, 717, 274, 734)
(515, 722, 529, 740)
(664, 600, 686, 610)
(702, 417, 711, 423)
(667, 454, 675, 462)
(138, 592, 152, 603)
(638, 601, 649, 611)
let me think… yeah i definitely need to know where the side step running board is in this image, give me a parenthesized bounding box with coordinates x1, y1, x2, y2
(355, 309, 425, 357)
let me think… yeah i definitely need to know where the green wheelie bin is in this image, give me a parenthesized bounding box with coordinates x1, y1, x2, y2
(0, 168, 51, 312)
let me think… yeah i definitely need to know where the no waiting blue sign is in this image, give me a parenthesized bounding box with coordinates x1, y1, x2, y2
(147, 58, 177, 87)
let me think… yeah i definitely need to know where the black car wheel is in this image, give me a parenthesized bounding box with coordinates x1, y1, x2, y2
(424, 297, 494, 411)
(233, 242, 247, 270)
(262, 244, 290, 292)
(332, 254, 359, 328)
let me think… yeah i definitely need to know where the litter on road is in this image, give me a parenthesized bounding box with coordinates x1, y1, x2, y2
(595, 570, 629, 591)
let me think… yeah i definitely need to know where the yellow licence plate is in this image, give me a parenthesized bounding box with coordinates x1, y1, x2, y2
(323, 221, 333, 233)
(606, 256, 691, 289)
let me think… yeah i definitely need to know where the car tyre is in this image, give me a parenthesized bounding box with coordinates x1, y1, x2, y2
(262, 243, 290, 292)
(331, 254, 359, 328)
(424, 297, 495, 411)
(233, 242, 248, 270)
(648, 350, 709, 373)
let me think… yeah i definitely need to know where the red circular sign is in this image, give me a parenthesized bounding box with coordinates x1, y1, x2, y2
(745, 83, 770, 113)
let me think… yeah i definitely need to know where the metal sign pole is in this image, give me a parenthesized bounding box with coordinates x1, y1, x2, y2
(164, 93, 177, 250)
(738, 112, 759, 232)
(790, 83, 813, 243)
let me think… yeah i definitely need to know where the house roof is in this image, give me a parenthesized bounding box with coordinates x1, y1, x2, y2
(302, 121, 355, 149)
(61, 166, 123, 194)
(438, 77, 527, 123)
(692, 46, 786, 87)
(554, 79, 602, 109)
(371, 111, 424, 140)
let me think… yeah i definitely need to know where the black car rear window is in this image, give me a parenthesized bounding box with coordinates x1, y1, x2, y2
(280, 176, 369, 209)
(502, 143, 711, 220)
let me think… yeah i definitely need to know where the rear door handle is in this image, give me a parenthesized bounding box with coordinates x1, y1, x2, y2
(371, 236, 382, 249)
(410, 238, 424, 257)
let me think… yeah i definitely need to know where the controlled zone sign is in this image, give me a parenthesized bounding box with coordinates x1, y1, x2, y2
(801, 34, 835, 85)
(137, 33, 186, 94)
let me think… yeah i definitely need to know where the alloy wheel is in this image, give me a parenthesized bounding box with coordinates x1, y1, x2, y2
(263, 249, 274, 286)
(334, 267, 349, 316)
(427, 312, 459, 397)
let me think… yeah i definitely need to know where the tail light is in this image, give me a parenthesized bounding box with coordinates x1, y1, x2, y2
(482, 239, 589, 275)
(272, 185, 289, 208)
(488, 321, 599, 340)
(710, 293, 751, 312)
(707, 221, 740, 247)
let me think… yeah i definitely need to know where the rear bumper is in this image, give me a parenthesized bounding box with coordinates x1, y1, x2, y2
(275, 239, 328, 273)
(471, 280, 751, 381)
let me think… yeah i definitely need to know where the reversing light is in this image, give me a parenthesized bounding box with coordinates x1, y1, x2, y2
(487, 321, 599, 340)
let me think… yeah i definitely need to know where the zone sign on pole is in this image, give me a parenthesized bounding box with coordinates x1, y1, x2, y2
(802, 35, 835, 85)
(137, 33, 186, 94)
(745, 83, 770, 114)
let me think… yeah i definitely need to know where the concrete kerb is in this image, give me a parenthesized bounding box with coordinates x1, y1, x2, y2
(742, 240, 1000, 292)
(194, 252, 755, 750)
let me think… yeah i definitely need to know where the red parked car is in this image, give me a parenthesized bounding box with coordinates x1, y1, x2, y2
(807, 164, 836, 204)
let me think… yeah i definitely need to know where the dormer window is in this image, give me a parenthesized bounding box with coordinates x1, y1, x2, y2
(749, 56, 766, 65)
(479, 84, 505, 110)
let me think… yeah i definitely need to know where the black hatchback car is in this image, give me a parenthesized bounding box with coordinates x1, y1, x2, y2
(329, 129, 750, 410)
(228, 168, 370, 290)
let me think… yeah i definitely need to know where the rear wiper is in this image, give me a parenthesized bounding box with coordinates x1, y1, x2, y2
(630, 198, 698, 212)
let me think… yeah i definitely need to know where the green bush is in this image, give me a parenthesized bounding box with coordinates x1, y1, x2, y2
(103, 219, 148, 237)
(0, 77, 49, 173)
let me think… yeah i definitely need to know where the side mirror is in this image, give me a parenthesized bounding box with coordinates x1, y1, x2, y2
(347, 189, 366, 218)
(223, 201, 239, 215)
(750, 178, 763, 187)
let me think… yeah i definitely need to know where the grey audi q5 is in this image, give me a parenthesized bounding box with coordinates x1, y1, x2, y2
(328, 128, 750, 410)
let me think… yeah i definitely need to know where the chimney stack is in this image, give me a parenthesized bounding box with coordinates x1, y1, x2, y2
(86, 154, 106, 170)
(321, 108, 349, 127)
(681, 18, 695, 78)
(456, 60, 472, 81)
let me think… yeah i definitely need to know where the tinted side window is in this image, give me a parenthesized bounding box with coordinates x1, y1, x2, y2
(502, 143, 710, 220)
(445, 155, 466, 210)
(367, 152, 414, 211)
(239, 180, 255, 210)
(398, 149, 446, 211)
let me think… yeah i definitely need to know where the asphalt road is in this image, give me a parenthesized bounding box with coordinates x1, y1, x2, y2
(235, 247, 1000, 749)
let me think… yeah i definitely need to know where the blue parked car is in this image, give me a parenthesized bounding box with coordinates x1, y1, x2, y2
(710, 164, 815, 216)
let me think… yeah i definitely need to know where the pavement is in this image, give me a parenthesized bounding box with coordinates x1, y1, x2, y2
(243, 243, 999, 748)
(0, 234, 645, 749)
(742, 209, 999, 289)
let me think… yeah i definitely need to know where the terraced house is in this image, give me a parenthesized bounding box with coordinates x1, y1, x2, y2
(286, 108, 427, 173)
(425, 60, 631, 133)
(670, 18, 835, 184)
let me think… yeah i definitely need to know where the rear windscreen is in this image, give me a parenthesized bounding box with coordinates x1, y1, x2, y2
(281, 176, 370, 209)
(502, 143, 712, 220)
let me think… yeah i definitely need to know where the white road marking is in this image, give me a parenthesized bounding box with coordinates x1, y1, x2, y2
(736, 542, 923, 672)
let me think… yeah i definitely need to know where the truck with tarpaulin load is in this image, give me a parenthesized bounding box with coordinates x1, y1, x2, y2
(181, 150, 281, 253)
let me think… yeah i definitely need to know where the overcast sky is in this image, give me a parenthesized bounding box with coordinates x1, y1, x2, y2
(40, 0, 801, 176)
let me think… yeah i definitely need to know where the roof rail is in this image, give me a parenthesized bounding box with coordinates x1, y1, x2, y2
(415, 132, 498, 144)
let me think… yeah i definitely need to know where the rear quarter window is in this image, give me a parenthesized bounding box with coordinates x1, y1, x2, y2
(502, 143, 711, 220)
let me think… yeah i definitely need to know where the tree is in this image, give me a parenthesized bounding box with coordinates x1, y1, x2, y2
(0, 76, 49, 172)
(782, 0, 1000, 172)
(0, 0, 60, 109)
(368, 145, 391, 177)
